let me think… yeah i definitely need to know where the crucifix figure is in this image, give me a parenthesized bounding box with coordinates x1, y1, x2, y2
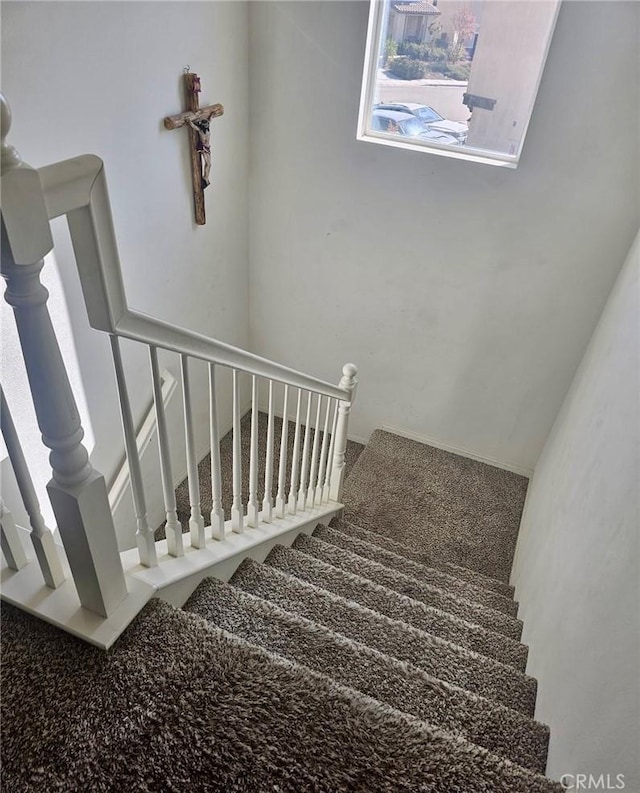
(186, 116, 211, 188)
(163, 72, 224, 225)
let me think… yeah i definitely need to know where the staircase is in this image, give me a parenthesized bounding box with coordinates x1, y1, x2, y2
(1, 93, 562, 790)
(1, 436, 562, 791)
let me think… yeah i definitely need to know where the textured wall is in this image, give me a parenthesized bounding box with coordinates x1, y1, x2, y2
(512, 232, 640, 787)
(2, 1, 250, 541)
(248, 0, 639, 472)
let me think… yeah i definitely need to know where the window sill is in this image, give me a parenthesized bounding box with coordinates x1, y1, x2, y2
(356, 131, 520, 169)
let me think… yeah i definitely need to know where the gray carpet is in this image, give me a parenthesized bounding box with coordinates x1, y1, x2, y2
(231, 557, 535, 712)
(1, 600, 562, 792)
(342, 429, 529, 582)
(156, 410, 364, 539)
(265, 543, 529, 670)
(315, 523, 518, 616)
(184, 578, 549, 773)
(291, 533, 523, 640)
(333, 517, 516, 599)
(2, 426, 559, 790)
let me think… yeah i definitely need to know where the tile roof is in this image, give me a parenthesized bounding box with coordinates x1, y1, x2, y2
(392, 2, 441, 15)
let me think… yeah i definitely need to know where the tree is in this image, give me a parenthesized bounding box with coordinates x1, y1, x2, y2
(450, 7, 476, 61)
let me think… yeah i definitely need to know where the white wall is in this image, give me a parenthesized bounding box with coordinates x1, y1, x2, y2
(2, 2, 249, 543)
(511, 232, 639, 787)
(248, 0, 639, 473)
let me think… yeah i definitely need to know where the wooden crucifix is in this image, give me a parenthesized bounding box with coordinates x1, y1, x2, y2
(164, 72, 224, 225)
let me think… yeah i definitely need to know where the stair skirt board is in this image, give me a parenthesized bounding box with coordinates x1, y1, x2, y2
(0, 540, 156, 650)
(121, 504, 343, 608)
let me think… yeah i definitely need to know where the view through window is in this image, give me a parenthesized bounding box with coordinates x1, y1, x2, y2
(358, 0, 561, 167)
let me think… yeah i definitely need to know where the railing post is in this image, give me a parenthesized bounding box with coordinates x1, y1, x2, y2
(1, 386, 66, 586)
(329, 363, 358, 502)
(0, 498, 28, 571)
(1, 93, 128, 617)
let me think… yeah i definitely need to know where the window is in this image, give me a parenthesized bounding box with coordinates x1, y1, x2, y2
(357, 0, 561, 167)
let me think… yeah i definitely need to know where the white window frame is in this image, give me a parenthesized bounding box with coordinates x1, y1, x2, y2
(357, 0, 562, 169)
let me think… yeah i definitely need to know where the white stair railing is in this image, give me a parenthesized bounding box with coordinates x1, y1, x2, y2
(261, 380, 275, 523)
(0, 498, 28, 573)
(0, 386, 66, 586)
(0, 92, 358, 638)
(181, 356, 206, 549)
(208, 363, 225, 540)
(1, 98, 128, 619)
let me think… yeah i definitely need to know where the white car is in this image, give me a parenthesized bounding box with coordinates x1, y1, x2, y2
(371, 109, 459, 145)
(374, 103, 468, 144)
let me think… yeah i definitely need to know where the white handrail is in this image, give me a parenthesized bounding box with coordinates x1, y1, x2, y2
(117, 311, 349, 402)
(37, 156, 351, 403)
(2, 93, 359, 645)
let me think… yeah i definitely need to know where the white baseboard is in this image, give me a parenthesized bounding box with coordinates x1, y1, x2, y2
(379, 424, 533, 479)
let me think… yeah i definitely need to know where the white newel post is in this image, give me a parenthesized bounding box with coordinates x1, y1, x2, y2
(1, 94, 128, 617)
(329, 363, 358, 502)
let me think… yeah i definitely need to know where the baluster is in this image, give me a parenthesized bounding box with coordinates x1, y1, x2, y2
(231, 368, 244, 533)
(315, 397, 332, 505)
(110, 337, 157, 567)
(149, 346, 183, 557)
(307, 394, 323, 508)
(323, 401, 339, 503)
(287, 389, 303, 515)
(208, 364, 225, 540)
(261, 380, 275, 523)
(329, 364, 358, 502)
(0, 386, 65, 585)
(0, 498, 28, 571)
(297, 392, 313, 510)
(181, 355, 205, 548)
(247, 376, 260, 528)
(275, 385, 289, 519)
(1, 107, 127, 616)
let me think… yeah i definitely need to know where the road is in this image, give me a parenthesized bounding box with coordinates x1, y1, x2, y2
(376, 82, 469, 124)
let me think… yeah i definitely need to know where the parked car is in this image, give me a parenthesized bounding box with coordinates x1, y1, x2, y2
(374, 103, 468, 144)
(371, 109, 459, 145)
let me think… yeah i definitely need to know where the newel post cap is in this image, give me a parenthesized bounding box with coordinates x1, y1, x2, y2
(0, 93, 53, 265)
(1, 93, 21, 172)
(339, 363, 358, 402)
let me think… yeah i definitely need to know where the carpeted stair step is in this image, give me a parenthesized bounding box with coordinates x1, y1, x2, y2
(331, 517, 516, 599)
(266, 544, 529, 671)
(315, 524, 518, 617)
(341, 429, 528, 583)
(292, 533, 523, 641)
(184, 578, 549, 774)
(2, 601, 563, 792)
(231, 558, 536, 715)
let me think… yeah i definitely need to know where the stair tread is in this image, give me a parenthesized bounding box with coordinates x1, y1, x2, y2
(332, 517, 516, 599)
(266, 544, 529, 671)
(3, 600, 562, 792)
(316, 523, 518, 616)
(293, 533, 523, 641)
(185, 577, 549, 774)
(232, 557, 536, 715)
